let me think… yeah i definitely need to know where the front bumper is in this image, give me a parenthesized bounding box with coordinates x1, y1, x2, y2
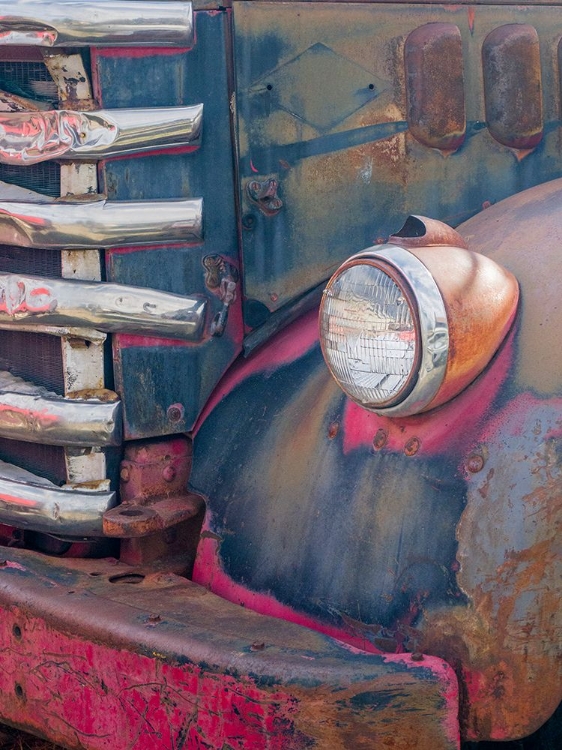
(0, 548, 459, 749)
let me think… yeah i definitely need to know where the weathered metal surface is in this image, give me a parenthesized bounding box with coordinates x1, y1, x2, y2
(98, 10, 243, 440)
(482, 25, 543, 151)
(0, 105, 203, 165)
(0, 2, 194, 48)
(405, 24, 465, 152)
(0, 196, 203, 249)
(0, 547, 459, 749)
(0, 272, 207, 340)
(0, 370, 121, 447)
(0, 459, 115, 535)
(389, 215, 468, 249)
(103, 437, 202, 538)
(190, 181, 562, 742)
(233, 4, 562, 327)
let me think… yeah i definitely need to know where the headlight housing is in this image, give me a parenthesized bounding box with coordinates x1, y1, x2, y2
(320, 217, 519, 417)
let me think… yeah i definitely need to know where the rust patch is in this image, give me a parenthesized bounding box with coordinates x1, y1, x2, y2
(405, 24, 465, 152)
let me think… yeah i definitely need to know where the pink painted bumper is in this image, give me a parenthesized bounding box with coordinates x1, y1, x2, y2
(0, 549, 459, 749)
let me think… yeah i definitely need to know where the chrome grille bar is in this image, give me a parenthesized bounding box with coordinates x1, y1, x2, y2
(0, 371, 122, 447)
(0, 2, 194, 48)
(0, 197, 203, 249)
(0, 459, 115, 536)
(0, 272, 207, 339)
(0, 106, 203, 166)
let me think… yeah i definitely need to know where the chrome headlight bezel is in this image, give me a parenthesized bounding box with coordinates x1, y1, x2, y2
(320, 244, 449, 417)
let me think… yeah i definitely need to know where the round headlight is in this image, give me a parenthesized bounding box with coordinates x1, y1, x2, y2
(320, 245, 449, 416)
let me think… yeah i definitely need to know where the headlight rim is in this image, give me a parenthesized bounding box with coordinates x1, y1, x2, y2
(320, 244, 449, 417)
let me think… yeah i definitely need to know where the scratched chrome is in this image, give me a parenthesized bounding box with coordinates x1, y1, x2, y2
(0, 197, 203, 249)
(0, 272, 207, 340)
(323, 245, 448, 417)
(0, 2, 194, 48)
(0, 371, 121, 447)
(0, 459, 115, 536)
(0, 105, 203, 166)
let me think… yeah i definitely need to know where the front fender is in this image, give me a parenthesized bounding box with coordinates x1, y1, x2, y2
(190, 179, 562, 742)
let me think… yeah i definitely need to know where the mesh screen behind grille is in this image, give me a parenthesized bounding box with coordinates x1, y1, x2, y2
(0, 245, 61, 277)
(0, 330, 64, 394)
(0, 60, 55, 100)
(0, 162, 61, 198)
(0, 439, 67, 486)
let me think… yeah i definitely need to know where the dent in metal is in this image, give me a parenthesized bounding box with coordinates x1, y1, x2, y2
(0, 272, 207, 340)
(0, 371, 121, 447)
(0, 460, 115, 536)
(0, 2, 194, 48)
(0, 197, 203, 249)
(0, 106, 203, 166)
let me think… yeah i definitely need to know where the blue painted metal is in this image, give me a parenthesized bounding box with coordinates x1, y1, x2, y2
(96, 10, 242, 440)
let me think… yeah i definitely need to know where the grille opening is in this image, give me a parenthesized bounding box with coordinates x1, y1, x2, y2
(0, 161, 61, 198)
(0, 245, 62, 277)
(0, 440, 67, 486)
(0, 60, 55, 101)
(0, 331, 64, 394)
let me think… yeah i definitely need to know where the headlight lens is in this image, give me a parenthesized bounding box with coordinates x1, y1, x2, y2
(320, 245, 449, 417)
(320, 261, 419, 407)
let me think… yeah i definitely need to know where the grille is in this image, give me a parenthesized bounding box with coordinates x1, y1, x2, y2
(0, 330, 64, 394)
(0, 59, 67, 487)
(0, 439, 67, 486)
(0, 162, 61, 198)
(0, 60, 56, 101)
(0, 245, 62, 277)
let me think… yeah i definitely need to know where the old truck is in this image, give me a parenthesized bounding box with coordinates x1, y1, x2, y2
(0, 0, 559, 748)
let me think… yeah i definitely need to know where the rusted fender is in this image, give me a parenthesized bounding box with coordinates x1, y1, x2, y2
(191, 179, 562, 742)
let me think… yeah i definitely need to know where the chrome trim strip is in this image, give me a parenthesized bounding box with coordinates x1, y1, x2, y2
(0, 371, 121, 447)
(348, 244, 449, 417)
(0, 106, 203, 166)
(0, 197, 203, 249)
(0, 272, 207, 340)
(0, 460, 115, 537)
(0, 2, 194, 48)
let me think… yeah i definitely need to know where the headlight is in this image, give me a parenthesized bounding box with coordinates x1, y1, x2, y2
(320, 217, 519, 417)
(320, 246, 448, 416)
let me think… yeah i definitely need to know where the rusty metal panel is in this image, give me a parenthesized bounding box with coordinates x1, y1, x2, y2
(482, 24, 543, 150)
(233, 3, 562, 325)
(405, 24, 466, 152)
(0, 548, 459, 749)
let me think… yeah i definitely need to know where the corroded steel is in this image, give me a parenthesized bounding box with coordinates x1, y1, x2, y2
(482, 24, 543, 150)
(0, 2, 194, 47)
(0, 548, 459, 749)
(0, 370, 121, 447)
(0, 272, 207, 340)
(0, 106, 203, 165)
(104, 437, 203, 538)
(405, 23, 466, 152)
(0, 460, 115, 536)
(191, 181, 562, 742)
(0, 197, 203, 249)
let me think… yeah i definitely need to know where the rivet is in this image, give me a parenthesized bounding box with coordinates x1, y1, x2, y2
(373, 428, 388, 451)
(466, 453, 485, 473)
(404, 437, 420, 456)
(250, 641, 265, 651)
(162, 465, 176, 482)
(120, 466, 130, 482)
(411, 652, 424, 662)
(269, 292, 278, 302)
(167, 403, 184, 423)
